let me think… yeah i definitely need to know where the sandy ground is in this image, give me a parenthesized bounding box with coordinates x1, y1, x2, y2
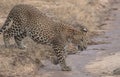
(85, 1, 120, 77)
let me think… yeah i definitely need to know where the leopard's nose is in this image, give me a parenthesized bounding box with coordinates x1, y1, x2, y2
(78, 45, 87, 51)
(78, 45, 83, 51)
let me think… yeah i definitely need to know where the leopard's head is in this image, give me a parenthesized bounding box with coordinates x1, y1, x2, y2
(67, 25, 88, 51)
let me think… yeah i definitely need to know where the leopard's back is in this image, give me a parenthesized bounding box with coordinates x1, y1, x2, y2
(1, 4, 58, 44)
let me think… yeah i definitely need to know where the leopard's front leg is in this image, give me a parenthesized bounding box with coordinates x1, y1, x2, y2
(52, 40, 71, 71)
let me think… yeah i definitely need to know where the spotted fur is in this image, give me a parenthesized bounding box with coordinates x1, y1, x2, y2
(0, 4, 88, 71)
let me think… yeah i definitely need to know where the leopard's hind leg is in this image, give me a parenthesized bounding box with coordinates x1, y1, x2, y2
(14, 32, 27, 49)
(2, 18, 14, 48)
(3, 30, 13, 48)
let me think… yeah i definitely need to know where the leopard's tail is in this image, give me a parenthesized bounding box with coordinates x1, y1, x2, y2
(0, 18, 13, 34)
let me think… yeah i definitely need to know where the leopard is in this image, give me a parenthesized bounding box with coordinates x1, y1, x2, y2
(0, 4, 88, 71)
